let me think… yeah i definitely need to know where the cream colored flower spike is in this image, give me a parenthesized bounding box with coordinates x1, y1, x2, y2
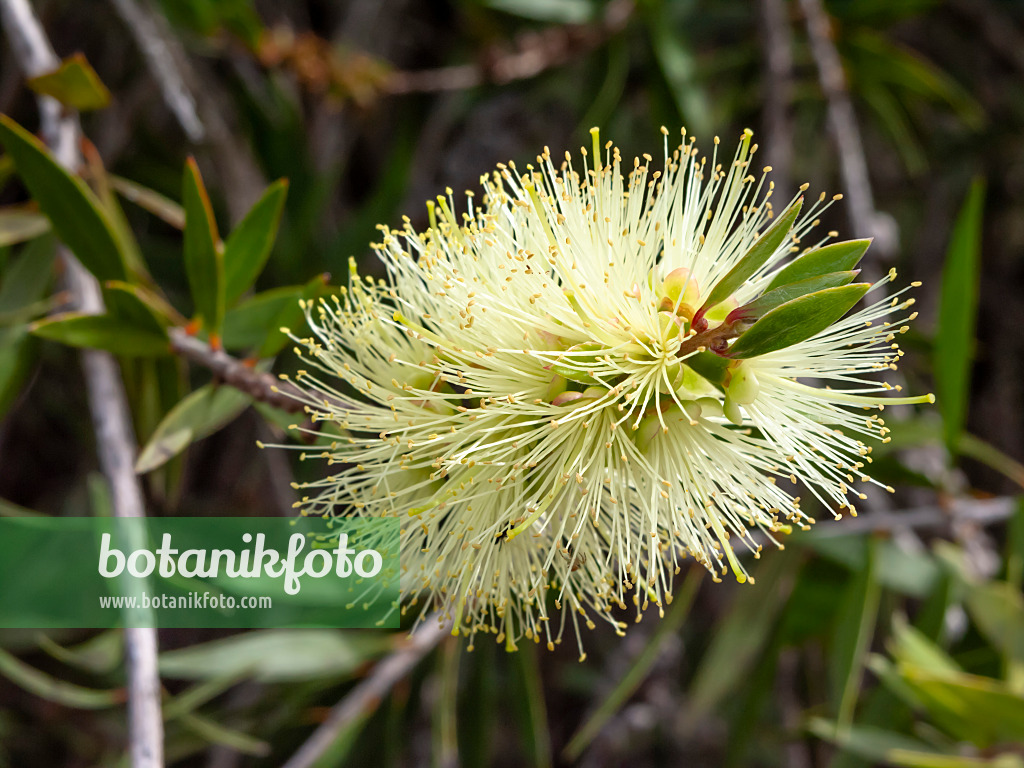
(281, 128, 932, 658)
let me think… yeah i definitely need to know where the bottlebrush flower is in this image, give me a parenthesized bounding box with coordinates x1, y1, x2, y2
(281, 128, 932, 657)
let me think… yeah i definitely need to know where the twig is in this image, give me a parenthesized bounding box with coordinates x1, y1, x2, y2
(760, 0, 795, 192)
(280, 615, 451, 768)
(107, 0, 205, 142)
(799, 0, 898, 264)
(807, 495, 1017, 539)
(0, 1, 164, 766)
(167, 328, 308, 414)
(388, 0, 633, 94)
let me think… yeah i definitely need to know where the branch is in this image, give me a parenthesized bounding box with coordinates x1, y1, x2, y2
(389, 0, 633, 94)
(799, 0, 898, 265)
(0, 2, 164, 766)
(107, 0, 204, 142)
(807, 495, 1017, 539)
(760, 0, 795, 192)
(280, 615, 451, 768)
(167, 328, 308, 414)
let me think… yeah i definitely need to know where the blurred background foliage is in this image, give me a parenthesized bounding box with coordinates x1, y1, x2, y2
(0, 0, 1023, 766)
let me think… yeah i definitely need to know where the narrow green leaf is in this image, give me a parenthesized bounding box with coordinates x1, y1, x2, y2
(732, 271, 859, 322)
(26, 53, 111, 111)
(808, 719, 951, 764)
(899, 666, 1024, 747)
(134, 383, 251, 474)
(158, 630, 389, 682)
(183, 157, 224, 342)
(162, 668, 252, 720)
(564, 567, 702, 761)
(0, 206, 50, 246)
(764, 239, 872, 292)
(0, 234, 55, 313)
(935, 178, 985, 450)
(257, 273, 328, 358)
(223, 178, 288, 304)
(726, 283, 870, 359)
(0, 496, 45, 517)
(831, 539, 882, 729)
(699, 198, 803, 316)
(178, 711, 269, 756)
(222, 285, 303, 351)
(689, 555, 798, 714)
(103, 283, 169, 335)
(111, 174, 185, 229)
(31, 312, 169, 356)
(0, 646, 122, 709)
(104, 280, 182, 328)
(36, 630, 123, 675)
(0, 115, 127, 281)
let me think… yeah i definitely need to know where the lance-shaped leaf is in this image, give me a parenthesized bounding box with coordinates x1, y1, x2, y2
(31, 312, 169, 356)
(727, 271, 859, 324)
(725, 283, 870, 359)
(0, 206, 50, 247)
(103, 282, 174, 334)
(935, 178, 984, 451)
(26, 53, 111, 111)
(223, 178, 288, 304)
(0, 115, 127, 281)
(111, 175, 185, 229)
(183, 158, 225, 343)
(135, 383, 251, 474)
(257, 273, 328, 358)
(763, 238, 871, 292)
(222, 285, 304, 352)
(697, 197, 803, 320)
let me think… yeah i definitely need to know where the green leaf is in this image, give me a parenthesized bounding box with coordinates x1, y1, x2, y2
(158, 629, 389, 682)
(963, 579, 1024, 680)
(699, 197, 803, 317)
(103, 282, 170, 335)
(683, 349, 730, 391)
(0, 237, 53, 417)
(222, 285, 303, 351)
(725, 283, 871, 359)
(764, 239, 872, 292)
(0, 646, 121, 709)
(899, 666, 1024, 747)
(30, 312, 169, 356)
(257, 273, 328, 358)
(183, 157, 224, 342)
(731, 271, 859, 322)
(485, 0, 593, 23)
(104, 280, 182, 327)
(111, 174, 185, 229)
(645, 3, 712, 139)
(0, 234, 55, 314)
(935, 178, 985, 450)
(223, 179, 288, 304)
(36, 630, 123, 675)
(564, 567, 702, 761)
(26, 53, 112, 111)
(808, 719, 951, 764)
(0, 206, 50, 247)
(689, 554, 798, 714)
(178, 711, 270, 757)
(134, 383, 251, 474)
(0, 115, 127, 281)
(830, 539, 882, 729)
